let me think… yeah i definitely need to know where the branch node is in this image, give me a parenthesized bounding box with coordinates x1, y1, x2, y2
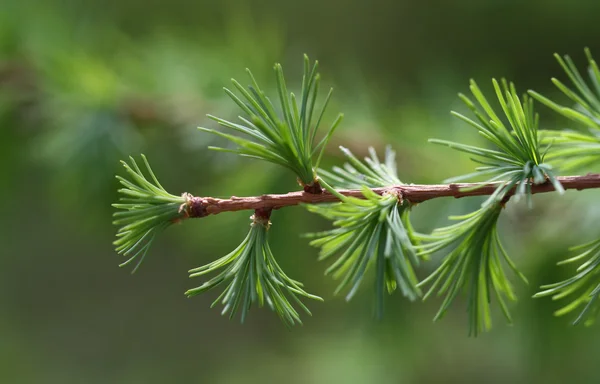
(251, 208, 272, 229)
(500, 194, 511, 208)
(384, 187, 404, 204)
(299, 177, 323, 194)
(180, 192, 208, 218)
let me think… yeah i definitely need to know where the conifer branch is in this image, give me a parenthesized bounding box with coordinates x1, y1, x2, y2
(112, 50, 600, 331)
(182, 173, 600, 218)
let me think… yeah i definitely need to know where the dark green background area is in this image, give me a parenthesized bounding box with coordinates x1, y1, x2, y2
(1, 1, 600, 383)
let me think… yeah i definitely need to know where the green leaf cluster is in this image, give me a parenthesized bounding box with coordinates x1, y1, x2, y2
(421, 77, 561, 335)
(319, 146, 402, 189)
(307, 147, 422, 318)
(112, 156, 185, 272)
(526, 49, 600, 324)
(186, 215, 323, 326)
(432, 78, 563, 207)
(418, 203, 528, 336)
(531, 49, 600, 130)
(530, 49, 600, 172)
(200, 55, 343, 188)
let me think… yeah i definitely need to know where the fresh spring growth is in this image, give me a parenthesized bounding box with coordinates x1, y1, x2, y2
(530, 48, 600, 172)
(185, 212, 323, 326)
(528, 49, 600, 326)
(184, 55, 342, 324)
(418, 203, 528, 336)
(112, 156, 186, 272)
(431, 78, 564, 207)
(200, 54, 343, 191)
(419, 78, 560, 335)
(530, 48, 600, 130)
(318, 146, 405, 189)
(306, 147, 424, 318)
(111, 51, 600, 333)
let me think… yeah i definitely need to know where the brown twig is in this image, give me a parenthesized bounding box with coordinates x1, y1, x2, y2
(183, 174, 600, 218)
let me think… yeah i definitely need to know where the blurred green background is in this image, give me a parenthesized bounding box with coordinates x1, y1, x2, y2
(2, 1, 600, 383)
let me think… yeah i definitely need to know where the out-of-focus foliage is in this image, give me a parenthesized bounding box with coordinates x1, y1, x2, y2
(535, 238, 600, 325)
(4, 0, 600, 383)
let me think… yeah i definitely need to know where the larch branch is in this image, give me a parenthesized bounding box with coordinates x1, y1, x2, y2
(184, 174, 600, 218)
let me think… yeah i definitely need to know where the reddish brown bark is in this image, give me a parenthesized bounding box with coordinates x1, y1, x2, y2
(183, 174, 600, 218)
